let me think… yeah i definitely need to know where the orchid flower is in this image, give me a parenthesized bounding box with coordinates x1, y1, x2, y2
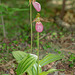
(35, 13, 43, 32)
(32, 1, 41, 12)
(35, 22, 43, 32)
(29, 0, 41, 12)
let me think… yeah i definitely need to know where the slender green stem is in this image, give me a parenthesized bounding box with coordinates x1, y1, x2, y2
(30, 3, 33, 53)
(37, 32, 39, 75)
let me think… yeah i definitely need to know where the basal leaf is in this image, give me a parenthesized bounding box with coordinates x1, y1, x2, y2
(12, 51, 27, 63)
(39, 53, 63, 67)
(27, 63, 42, 75)
(16, 54, 38, 75)
(39, 69, 58, 75)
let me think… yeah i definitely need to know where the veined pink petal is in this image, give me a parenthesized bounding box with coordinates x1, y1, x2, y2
(32, 2, 41, 12)
(35, 22, 43, 32)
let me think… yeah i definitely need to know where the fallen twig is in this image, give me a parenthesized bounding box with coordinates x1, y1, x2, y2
(60, 49, 75, 54)
(39, 33, 50, 40)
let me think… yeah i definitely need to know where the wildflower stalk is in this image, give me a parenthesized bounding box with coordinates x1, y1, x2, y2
(30, 1, 33, 53)
(37, 32, 39, 75)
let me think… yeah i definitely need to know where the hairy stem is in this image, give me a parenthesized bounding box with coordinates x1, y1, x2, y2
(30, 2, 33, 53)
(37, 32, 39, 75)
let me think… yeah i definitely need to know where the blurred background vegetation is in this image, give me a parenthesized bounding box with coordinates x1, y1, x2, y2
(0, 0, 75, 39)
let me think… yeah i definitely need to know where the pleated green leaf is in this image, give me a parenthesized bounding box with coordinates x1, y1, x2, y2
(27, 63, 42, 75)
(40, 69, 65, 75)
(39, 53, 63, 67)
(39, 69, 58, 75)
(12, 51, 27, 63)
(16, 54, 38, 75)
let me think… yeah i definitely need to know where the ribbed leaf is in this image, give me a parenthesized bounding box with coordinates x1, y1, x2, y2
(27, 63, 42, 75)
(39, 71, 47, 75)
(47, 69, 58, 73)
(40, 69, 65, 75)
(39, 53, 63, 67)
(39, 69, 58, 75)
(17, 54, 38, 75)
(12, 51, 27, 63)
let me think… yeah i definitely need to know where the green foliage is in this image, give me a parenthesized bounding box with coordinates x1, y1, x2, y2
(16, 54, 38, 75)
(0, 4, 29, 15)
(39, 53, 63, 67)
(12, 51, 27, 63)
(39, 69, 58, 75)
(2, 74, 9, 75)
(68, 54, 75, 67)
(27, 63, 42, 75)
(43, 44, 51, 51)
(12, 51, 63, 75)
(39, 69, 64, 75)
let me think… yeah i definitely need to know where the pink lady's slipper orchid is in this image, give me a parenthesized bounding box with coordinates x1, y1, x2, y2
(32, 1, 41, 12)
(35, 22, 43, 32)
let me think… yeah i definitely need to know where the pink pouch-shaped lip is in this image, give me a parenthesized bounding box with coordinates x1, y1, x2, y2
(32, 1, 41, 12)
(35, 22, 43, 32)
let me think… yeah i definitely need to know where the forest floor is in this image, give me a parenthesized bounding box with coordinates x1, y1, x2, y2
(0, 25, 75, 75)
